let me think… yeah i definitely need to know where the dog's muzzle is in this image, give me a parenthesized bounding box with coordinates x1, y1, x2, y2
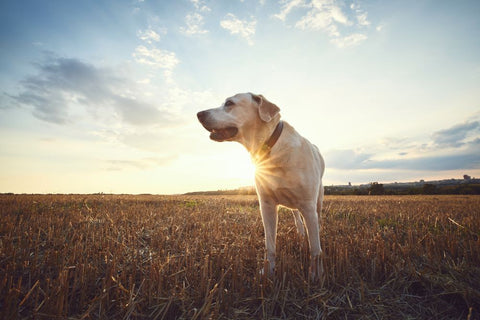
(197, 111, 239, 142)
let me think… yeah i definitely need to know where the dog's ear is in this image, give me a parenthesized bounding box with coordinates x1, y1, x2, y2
(251, 93, 280, 122)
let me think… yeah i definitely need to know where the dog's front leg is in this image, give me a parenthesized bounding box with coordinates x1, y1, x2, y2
(259, 200, 278, 276)
(300, 204, 324, 283)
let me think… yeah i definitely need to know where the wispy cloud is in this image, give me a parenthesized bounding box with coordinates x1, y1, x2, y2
(376, 24, 384, 32)
(135, 25, 179, 83)
(356, 12, 370, 26)
(132, 45, 179, 82)
(8, 55, 173, 126)
(180, 12, 209, 35)
(180, 0, 210, 35)
(295, 2, 351, 37)
(105, 156, 177, 171)
(274, 0, 305, 21)
(5, 52, 216, 176)
(92, 86, 218, 153)
(220, 13, 256, 45)
(274, 0, 370, 48)
(327, 147, 480, 171)
(133, 45, 179, 70)
(190, 0, 210, 12)
(350, 3, 370, 26)
(325, 149, 372, 170)
(330, 33, 367, 48)
(325, 118, 480, 172)
(432, 121, 479, 148)
(137, 28, 163, 43)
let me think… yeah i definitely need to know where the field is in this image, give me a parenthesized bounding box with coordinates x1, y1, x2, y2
(1, 194, 479, 319)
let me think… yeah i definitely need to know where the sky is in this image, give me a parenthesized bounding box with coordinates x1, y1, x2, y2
(0, 0, 479, 194)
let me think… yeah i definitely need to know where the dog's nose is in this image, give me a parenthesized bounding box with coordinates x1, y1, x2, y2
(197, 111, 207, 122)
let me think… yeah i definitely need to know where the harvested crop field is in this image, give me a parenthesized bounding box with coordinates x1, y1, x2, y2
(1, 194, 479, 319)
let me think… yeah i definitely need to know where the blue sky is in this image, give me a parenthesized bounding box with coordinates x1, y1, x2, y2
(1, 0, 479, 194)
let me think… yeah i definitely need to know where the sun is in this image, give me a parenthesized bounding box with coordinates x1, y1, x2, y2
(222, 148, 256, 185)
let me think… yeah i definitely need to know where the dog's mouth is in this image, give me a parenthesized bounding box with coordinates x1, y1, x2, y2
(208, 127, 239, 142)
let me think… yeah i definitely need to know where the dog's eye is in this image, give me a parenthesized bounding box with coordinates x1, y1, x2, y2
(224, 100, 234, 108)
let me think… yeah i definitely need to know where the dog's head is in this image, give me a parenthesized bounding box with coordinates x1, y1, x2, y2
(197, 93, 280, 144)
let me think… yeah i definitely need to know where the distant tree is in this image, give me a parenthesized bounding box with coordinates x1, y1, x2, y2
(368, 182, 385, 195)
(464, 174, 471, 180)
(423, 184, 437, 194)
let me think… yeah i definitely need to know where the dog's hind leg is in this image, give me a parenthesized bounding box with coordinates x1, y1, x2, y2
(292, 210, 306, 238)
(316, 184, 325, 283)
(299, 202, 323, 283)
(317, 183, 324, 219)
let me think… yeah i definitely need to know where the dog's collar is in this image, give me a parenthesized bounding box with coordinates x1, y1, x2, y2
(256, 120, 284, 159)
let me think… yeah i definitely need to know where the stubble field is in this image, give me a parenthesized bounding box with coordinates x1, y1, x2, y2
(0, 194, 479, 319)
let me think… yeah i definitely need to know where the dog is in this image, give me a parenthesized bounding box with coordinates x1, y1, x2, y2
(197, 93, 325, 281)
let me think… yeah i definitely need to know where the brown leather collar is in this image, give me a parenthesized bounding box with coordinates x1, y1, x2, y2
(256, 120, 283, 160)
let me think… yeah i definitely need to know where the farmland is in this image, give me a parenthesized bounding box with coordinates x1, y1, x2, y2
(1, 194, 479, 319)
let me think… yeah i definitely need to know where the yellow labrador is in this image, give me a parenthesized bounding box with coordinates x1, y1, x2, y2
(197, 93, 325, 281)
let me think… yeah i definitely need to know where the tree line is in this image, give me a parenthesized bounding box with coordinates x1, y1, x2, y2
(325, 182, 480, 195)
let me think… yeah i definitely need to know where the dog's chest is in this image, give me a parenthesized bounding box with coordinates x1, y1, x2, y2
(255, 166, 311, 208)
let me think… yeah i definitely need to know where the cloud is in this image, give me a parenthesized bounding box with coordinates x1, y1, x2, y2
(432, 121, 480, 148)
(93, 87, 218, 153)
(190, 0, 210, 12)
(9, 55, 172, 126)
(325, 149, 372, 170)
(330, 33, 367, 48)
(326, 147, 480, 171)
(274, 0, 370, 47)
(133, 45, 180, 82)
(113, 96, 170, 126)
(132, 45, 179, 70)
(180, 12, 209, 35)
(137, 28, 163, 43)
(350, 3, 370, 26)
(325, 119, 480, 172)
(296, 9, 341, 37)
(356, 12, 370, 26)
(274, 0, 306, 21)
(220, 13, 257, 45)
(105, 156, 177, 171)
(180, 0, 210, 35)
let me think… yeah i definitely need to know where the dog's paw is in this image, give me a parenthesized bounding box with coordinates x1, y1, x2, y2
(309, 256, 325, 285)
(260, 259, 274, 278)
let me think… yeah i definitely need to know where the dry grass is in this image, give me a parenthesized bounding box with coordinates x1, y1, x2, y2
(1, 194, 479, 319)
